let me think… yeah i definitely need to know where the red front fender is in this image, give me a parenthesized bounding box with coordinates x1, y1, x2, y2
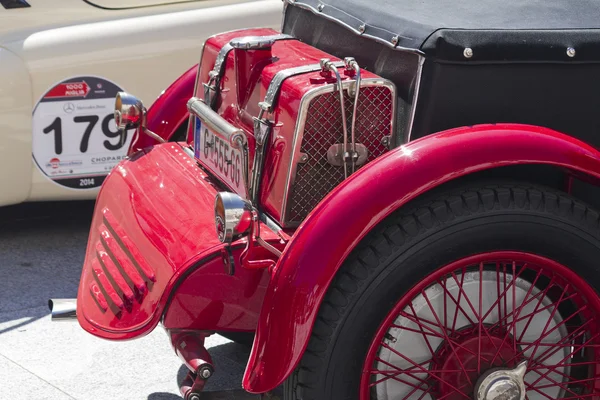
(243, 123, 600, 393)
(128, 64, 197, 154)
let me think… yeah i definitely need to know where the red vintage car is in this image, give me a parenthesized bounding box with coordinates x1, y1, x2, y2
(51, 0, 600, 399)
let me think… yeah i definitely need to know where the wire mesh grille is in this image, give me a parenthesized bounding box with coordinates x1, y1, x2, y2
(287, 85, 394, 224)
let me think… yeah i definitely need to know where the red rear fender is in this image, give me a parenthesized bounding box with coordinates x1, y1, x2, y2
(243, 123, 600, 393)
(76, 143, 272, 340)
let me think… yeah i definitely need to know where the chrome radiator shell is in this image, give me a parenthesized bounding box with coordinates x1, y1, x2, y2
(282, 78, 396, 226)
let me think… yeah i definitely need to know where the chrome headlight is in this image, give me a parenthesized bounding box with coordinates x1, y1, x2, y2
(214, 192, 253, 243)
(114, 92, 145, 130)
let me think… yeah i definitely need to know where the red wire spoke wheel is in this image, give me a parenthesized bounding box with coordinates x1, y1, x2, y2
(361, 252, 600, 400)
(284, 182, 600, 400)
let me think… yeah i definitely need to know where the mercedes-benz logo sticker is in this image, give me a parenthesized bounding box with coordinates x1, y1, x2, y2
(63, 102, 75, 113)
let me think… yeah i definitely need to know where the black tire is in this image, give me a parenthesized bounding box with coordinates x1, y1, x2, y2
(284, 180, 600, 400)
(218, 331, 255, 347)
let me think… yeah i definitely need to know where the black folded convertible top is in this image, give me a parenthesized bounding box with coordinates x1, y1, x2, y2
(284, 0, 600, 62)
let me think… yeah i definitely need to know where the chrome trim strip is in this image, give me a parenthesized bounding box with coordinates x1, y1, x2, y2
(187, 97, 247, 149)
(405, 55, 425, 143)
(324, 60, 350, 178)
(280, 78, 397, 226)
(260, 211, 284, 236)
(203, 43, 235, 105)
(250, 116, 272, 205)
(230, 33, 294, 50)
(261, 61, 345, 112)
(257, 236, 282, 257)
(344, 57, 362, 173)
(212, 43, 235, 82)
(206, 33, 297, 108)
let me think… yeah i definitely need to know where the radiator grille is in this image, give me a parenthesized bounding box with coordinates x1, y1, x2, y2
(287, 84, 394, 224)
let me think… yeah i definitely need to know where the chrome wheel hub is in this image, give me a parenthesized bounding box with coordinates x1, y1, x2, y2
(476, 361, 527, 400)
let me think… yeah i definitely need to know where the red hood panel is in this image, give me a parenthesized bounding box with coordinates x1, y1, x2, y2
(77, 143, 223, 339)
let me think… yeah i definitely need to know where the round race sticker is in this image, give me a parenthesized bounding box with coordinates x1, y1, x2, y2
(32, 76, 135, 189)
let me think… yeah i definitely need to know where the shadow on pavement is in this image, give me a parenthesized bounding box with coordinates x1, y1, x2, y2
(1, 200, 282, 399)
(159, 341, 283, 400)
(0, 200, 95, 230)
(0, 200, 95, 330)
(147, 394, 184, 400)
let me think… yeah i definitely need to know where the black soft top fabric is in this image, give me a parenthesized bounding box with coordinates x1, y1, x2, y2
(284, 0, 600, 62)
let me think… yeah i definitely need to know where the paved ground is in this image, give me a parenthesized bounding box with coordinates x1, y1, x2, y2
(0, 201, 275, 400)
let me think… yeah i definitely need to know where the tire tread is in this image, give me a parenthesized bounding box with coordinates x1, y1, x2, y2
(286, 181, 600, 400)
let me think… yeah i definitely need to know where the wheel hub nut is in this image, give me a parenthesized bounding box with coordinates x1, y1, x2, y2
(476, 361, 527, 400)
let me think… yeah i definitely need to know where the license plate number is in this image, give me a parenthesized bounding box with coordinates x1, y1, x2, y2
(194, 117, 244, 194)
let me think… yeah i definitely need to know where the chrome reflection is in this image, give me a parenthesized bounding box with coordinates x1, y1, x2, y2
(48, 298, 77, 321)
(214, 192, 253, 244)
(114, 91, 165, 143)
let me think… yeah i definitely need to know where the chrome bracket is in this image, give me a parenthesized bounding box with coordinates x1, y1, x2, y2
(221, 245, 235, 276)
(230, 33, 294, 50)
(250, 60, 345, 208)
(327, 143, 368, 167)
(260, 61, 345, 112)
(321, 58, 350, 178)
(203, 43, 234, 108)
(203, 34, 295, 109)
(250, 110, 273, 205)
(344, 57, 362, 174)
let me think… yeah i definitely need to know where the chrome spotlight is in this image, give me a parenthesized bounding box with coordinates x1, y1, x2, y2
(214, 192, 253, 243)
(114, 91, 145, 130)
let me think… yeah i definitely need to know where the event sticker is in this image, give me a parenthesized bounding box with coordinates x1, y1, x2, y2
(32, 76, 135, 189)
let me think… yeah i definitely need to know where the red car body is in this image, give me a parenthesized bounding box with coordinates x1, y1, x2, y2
(72, 14, 600, 398)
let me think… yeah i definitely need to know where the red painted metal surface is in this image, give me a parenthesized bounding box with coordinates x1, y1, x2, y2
(76, 142, 277, 340)
(243, 124, 600, 393)
(193, 27, 383, 226)
(360, 252, 600, 399)
(162, 249, 271, 331)
(128, 64, 198, 154)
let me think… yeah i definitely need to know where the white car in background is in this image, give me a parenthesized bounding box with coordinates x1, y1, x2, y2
(0, 0, 282, 207)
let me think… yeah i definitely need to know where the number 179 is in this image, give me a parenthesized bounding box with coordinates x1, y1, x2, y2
(43, 114, 129, 155)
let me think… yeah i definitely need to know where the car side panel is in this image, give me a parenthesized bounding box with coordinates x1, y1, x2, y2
(0, 48, 32, 206)
(0, 0, 282, 206)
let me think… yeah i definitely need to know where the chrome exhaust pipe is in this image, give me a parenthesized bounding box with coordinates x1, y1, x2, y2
(48, 298, 77, 321)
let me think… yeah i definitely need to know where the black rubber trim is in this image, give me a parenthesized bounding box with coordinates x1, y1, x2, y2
(1, 0, 30, 9)
(81, 0, 193, 10)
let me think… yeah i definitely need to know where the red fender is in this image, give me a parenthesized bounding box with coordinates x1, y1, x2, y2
(128, 64, 197, 154)
(242, 123, 600, 393)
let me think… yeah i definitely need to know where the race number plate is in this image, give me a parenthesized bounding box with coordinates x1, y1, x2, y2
(32, 76, 134, 189)
(194, 117, 245, 195)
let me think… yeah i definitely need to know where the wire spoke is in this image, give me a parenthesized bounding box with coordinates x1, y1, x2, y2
(518, 317, 593, 369)
(396, 311, 484, 359)
(372, 357, 432, 387)
(364, 254, 600, 400)
(528, 330, 600, 388)
(447, 271, 504, 362)
(422, 289, 473, 386)
(379, 342, 471, 398)
(409, 303, 441, 364)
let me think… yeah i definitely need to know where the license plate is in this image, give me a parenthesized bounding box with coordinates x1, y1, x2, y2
(194, 117, 245, 194)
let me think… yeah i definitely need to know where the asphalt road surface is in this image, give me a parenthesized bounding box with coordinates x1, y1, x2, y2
(0, 201, 277, 400)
